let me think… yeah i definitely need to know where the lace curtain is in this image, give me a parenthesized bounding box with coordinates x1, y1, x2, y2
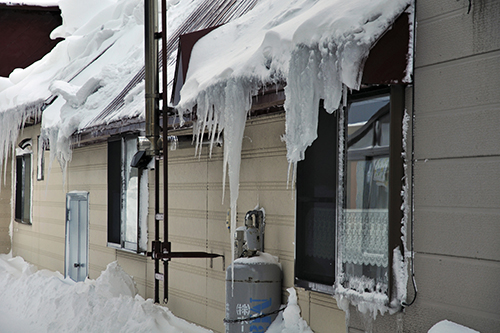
(341, 208, 388, 267)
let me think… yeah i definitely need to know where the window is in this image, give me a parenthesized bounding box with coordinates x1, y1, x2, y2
(295, 104, 338, 293)
(107, 136, 149, 253)
(15, 139, 32, 224)
(342, 92, 391, 293)
(295, 86, 404, 300)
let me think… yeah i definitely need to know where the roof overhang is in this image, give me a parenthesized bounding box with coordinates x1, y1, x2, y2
(170, 26, 221, 106)
(361, 12, 411, 85)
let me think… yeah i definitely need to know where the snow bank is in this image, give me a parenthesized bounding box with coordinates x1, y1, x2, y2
(267, 288, 313, 333)
(428, 320, 479, 333)
(0, 254, 213, 333)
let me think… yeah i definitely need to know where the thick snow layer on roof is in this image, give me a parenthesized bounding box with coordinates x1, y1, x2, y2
(0, 0, 155, 180)
(0, 0, 227, 183)
(0, 0, 59, 6)
(0, 0, 146, 123)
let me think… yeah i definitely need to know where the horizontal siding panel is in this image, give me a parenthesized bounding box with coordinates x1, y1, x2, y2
(414, 207, 500, 261)
(405, 298, 500, 333)
(414, 252, 500, 318)
(416, 0, 500, 67)
(414, 156, 500, 209)
(414, 51, 500, 114)
(169, 190, 207, 211)
(415, 103, 500, 159)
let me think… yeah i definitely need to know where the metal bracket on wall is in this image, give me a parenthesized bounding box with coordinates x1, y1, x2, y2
(148, 241, 223, 261)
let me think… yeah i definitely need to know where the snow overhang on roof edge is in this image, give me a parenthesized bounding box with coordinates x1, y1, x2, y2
(172, 8, 413, 112)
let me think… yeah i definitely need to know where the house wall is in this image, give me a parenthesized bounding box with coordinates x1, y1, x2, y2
(346, 0, 500, 332)
(409, 0, 500, 331)
(11, 124, 64, 270)
(8, 1, 500, 332)
(10, 125, 153, 297)
(165, 112, 345, 333)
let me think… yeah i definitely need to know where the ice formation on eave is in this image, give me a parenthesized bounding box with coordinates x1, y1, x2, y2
(175, 0, 412, 306)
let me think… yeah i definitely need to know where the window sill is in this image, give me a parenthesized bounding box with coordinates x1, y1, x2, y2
(295, 279, 334, 295)
(107, 242, 146, 256)
(15, 219, 32, 225)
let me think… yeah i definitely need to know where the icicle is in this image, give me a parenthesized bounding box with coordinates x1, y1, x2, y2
(335, 84, 348, 290)
(0, 102, 43, 191)
(389, 109, 412, 309)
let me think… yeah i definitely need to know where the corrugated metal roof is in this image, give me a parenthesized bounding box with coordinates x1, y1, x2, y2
(81, 0, 259, 132)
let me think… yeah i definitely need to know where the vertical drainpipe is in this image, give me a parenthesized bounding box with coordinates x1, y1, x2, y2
(145, 0, 159, 155)
(161, 0, 169, 304)
(144, 0, 159, 303)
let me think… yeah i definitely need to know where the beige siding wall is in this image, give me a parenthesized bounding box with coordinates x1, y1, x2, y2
(11, 124, 64, 271)
(9, 127, 153, 299)
(166, 113, 345, 333)
(347, 1, 500, 332)
(409, 0, 500, 331)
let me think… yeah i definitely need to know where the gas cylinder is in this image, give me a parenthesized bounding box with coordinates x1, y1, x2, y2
(224, 209, 282, 333)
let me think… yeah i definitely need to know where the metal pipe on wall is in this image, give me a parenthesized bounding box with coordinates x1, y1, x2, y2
(161, 0, 169, 304)
(145, 0, 223, 306)
(145, 0, 159, 155)
(144, 0, 160, 304)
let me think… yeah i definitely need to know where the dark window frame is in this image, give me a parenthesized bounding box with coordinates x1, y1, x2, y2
(15, 145, 32, 224)
(107, 135, 148, 254)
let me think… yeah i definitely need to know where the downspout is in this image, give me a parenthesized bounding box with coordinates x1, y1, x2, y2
(145, 0, 159, 155)
(144, 0, 222, 305)
(144, 0, 160, 304)
(161, 0, 170, 304)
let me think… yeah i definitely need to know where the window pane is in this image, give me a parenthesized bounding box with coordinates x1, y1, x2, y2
(296, 108, 337, 289)
(123, 138, 138, 247)
(15, 156, 23, 221)
(341, 94, 390, 292)
(107, 140, 122, 245)
(23, 155, 31, 223)
(15, 154, 31, 223)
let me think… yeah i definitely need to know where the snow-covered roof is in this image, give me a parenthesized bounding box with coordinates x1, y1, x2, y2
(0, 1, 59, 6)
(0, 0, 259, 178)
(173, 0, 412, 253)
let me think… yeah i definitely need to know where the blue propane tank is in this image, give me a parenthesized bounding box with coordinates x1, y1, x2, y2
(225, 253, 282, 333)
